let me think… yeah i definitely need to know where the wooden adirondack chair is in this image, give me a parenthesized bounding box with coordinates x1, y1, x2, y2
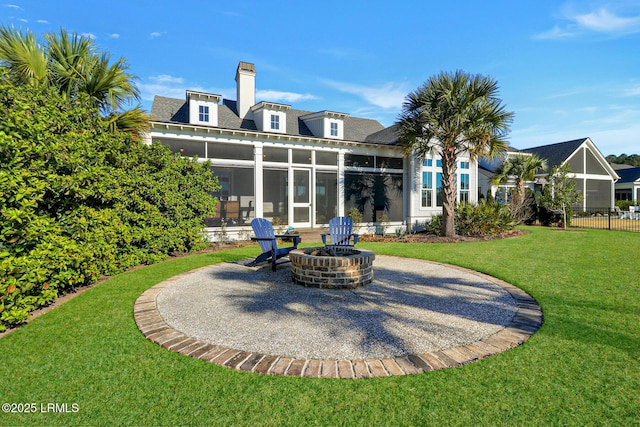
(321, 216, 359, 247)
(250, 218, 301, 271)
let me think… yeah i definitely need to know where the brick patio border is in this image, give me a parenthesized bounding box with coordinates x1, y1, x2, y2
(134, 261, 542, 378)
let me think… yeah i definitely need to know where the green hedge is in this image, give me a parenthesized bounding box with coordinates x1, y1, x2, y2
(0, 79, 218, 330)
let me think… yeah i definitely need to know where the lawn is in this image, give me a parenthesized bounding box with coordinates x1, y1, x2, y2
(0, 226, 637, 426)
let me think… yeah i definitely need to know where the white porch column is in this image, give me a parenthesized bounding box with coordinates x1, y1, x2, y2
(337, 151, 345, 216)
(254, 144, 263, 218)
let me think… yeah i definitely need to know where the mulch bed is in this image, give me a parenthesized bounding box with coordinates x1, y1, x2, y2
(359, 228, 526, 243)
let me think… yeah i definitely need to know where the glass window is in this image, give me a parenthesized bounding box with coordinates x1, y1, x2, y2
(270, 114, 280, 130)
(423, 159, 433, 167)
(263, 147, 288, 163)
(460, 161, 470, 169)
(204, 166, 254, 227)
(345, 154, 374, 167)
(436, 172, 443, 206)
(207, 142, 253, 160)
(263, 169, 288, 224)
(315, 151, 337, 166)
(344, 172, 403, 222)
(421, 171, 433, 207)
(436, 159, 443, 168)
(460, 173, 470, 203)
(330, 122, 338, 136)
(198, 105, 209, 122)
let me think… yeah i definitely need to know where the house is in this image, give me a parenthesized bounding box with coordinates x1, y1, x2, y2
(614, 166, 640, 202)
(145, 61, 478, 239)
(478, 138, 620, 210)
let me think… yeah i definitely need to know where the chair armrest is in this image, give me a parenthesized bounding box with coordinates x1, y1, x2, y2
(275, 234, 301, 246)
(321, 234, 328, 245)
(353, 234, 359, 245)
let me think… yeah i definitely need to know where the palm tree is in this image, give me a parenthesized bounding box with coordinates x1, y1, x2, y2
(0, 26, 48, 86)
(397, 70, 514, 236)
(0, 26, 147, 134)
(492, 153, 547, 209)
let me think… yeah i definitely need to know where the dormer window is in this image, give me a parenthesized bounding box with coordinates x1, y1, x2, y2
(187, 90, 221, 126)
(250, 102, 290, 133)
(300, 110, 348, 140)
(271, 114, 280, 130)
(199, 105, 210, 122)
(330, 122, 338, 137)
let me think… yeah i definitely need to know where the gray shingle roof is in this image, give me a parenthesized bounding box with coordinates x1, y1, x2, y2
(521, 138, 587, 172)
(151, 95, 388, 144)
(616, 166, 640, 183)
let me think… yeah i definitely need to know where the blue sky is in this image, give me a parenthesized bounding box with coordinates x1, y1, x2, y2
(2, 0, 639, 155)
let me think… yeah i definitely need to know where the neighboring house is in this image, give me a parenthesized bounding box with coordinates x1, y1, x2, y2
(145, 61, 477, 238)
(477, 147, 523, 203)
(523, 138, 619, 209)
(479, 138, 619, 210)
(614, 166, 640, 202)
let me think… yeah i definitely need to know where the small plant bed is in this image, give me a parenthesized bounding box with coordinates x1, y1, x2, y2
(360, 228, 525, 244)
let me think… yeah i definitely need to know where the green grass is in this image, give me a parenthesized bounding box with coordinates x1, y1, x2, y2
(0, 227, 638, 426)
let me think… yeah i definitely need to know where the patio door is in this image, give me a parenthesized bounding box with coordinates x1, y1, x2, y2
(292, 168, 311, 227)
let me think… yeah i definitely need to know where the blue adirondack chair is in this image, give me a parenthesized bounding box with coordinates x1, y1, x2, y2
(250, 218, 301, 271)
(321, 216, 359, 247)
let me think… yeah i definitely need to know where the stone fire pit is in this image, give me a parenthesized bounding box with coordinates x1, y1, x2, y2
(289, 247, 375, 289)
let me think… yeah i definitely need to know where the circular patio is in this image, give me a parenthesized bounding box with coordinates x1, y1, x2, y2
(134, 255, 542, 378)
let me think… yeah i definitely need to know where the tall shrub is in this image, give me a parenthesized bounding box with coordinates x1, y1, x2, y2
(0, 79, 218, 330)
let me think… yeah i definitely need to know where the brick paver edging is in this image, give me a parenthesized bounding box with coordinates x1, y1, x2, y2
(134, 261, 542, 379)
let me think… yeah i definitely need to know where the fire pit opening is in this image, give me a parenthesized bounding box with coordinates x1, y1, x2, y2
(289, 247, 375, 289)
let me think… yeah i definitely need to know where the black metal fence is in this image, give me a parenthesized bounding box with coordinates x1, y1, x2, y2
(571, 207, 640, 232)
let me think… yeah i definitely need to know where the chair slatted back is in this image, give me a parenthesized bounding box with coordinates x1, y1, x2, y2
(251, 218, 275, 253)
(329, 216, 354, 246)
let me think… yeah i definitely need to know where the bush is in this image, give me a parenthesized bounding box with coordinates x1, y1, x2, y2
(426, 215, 443, 235)
(0, 80, 218, 330)
(455, 200, 515, 236)
(615, 200, 638, 211)
(346, 207, 363, 226)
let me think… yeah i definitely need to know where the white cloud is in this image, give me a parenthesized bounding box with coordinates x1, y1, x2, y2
(109, 33, 120, 39)
(573, 8, 640, 34)
(323, 80, 408, 110)
(36, 19, 49, 24)
(151, 74, 185, 85)
(256, 89, 317, 103)
(4, 4, 21, 9)
(534, 5, 640, 39)
(150, 31, 162, 38)
(511, 105, 640, 155)
(533, 25, 577, 40)
(81, 32, 96, 40)
(139, 74, 233, 103)
(623, 83, 640, 97)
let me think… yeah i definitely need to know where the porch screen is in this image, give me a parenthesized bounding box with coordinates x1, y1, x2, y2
(205, 166, 254, 226)
(344, 172, 403, 222)
(585, 179, 612, 208)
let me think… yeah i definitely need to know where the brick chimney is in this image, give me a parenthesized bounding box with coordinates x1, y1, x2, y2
(235, 61, 256, 119)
